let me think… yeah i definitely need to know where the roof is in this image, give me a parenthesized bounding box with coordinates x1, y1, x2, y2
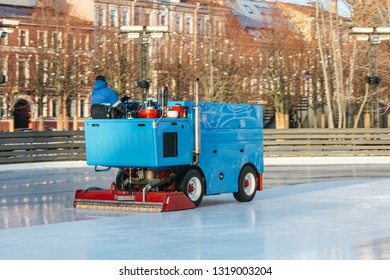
(226, 0, 272, 30)
(0, 3, 93, 25)
(0, 4, 36, 17)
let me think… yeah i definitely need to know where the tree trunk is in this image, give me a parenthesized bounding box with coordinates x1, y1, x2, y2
(364, 112, 370, 128)
(73, 115, 79, 131)
(62, 94, 69, 130)
(316, 1, 334, 128)
(321, 112, 326, 128)
(38, 115, 44, 131)
(388, 113, 390, 129)
(313, 110, 318, 128)
(56, 114, 63, 131)
(73, 95, 79, 131)
(275, 111, 289, 129)
(9, 116, 14, 132)
(354, 83, 370, 128)
(330, 11, 345, 128)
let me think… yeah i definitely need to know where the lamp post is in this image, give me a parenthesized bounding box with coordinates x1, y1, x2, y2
(120, 25, 168, 101)
(350, 27, 390, 128)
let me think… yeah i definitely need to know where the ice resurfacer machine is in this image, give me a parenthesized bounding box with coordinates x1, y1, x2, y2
(74, 89, 264, 212)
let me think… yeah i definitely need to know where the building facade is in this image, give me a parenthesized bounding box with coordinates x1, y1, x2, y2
(0, 2, 94, 131)
(0, 0, 231, 131)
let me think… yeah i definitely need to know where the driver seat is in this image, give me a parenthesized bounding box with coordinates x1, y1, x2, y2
(91, 104, 110, 119)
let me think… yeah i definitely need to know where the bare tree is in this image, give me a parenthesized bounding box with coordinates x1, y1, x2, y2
(347, 0, 390, 127)
(92, 29, 139, 100)
(258, 5, 308, 128)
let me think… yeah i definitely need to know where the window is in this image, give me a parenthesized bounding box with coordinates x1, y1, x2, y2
(255, 5, 267, 13)
(215, 21, 222, 36)
(197, 19, 202, 35)
(80, 99, 85, 118)
(185, 18, 191, 34)
(121, 10, 128, 25)
(175, 16, 181, 32)
(144, 14, 150, 26)
(66, 98, 72, 117)
(244, 5, 254, 14)
(52, 100, 57, 117)
(134, 8, 140, 25)
(67, 33, 75, 50)
(110, 10, 116, 27)
(1, 56, 8, 83)
(52, 31, 62, 49)
(80, 34, 89, 50)
(98, 9, 104, 26)
(18, 60, 28, 87)
(20, 30, 28, 46)
(161, 15, 166, 26)
(38, 31, 48, 48)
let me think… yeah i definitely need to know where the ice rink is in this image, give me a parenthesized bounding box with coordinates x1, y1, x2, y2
(1, 158, 390, 260)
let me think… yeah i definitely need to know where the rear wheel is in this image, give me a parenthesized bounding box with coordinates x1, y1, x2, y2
(233, 165, 258, 202)
(176, 169, 204, 207)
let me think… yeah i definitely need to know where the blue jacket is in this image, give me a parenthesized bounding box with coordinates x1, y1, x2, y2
(91, 80, 120, 108)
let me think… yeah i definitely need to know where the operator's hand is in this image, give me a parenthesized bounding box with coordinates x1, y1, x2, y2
(114, 102, 128, 115)
(121, 95, 129, 103)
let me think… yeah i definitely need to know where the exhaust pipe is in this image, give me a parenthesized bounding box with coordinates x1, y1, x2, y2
(193, 78, 201, 165)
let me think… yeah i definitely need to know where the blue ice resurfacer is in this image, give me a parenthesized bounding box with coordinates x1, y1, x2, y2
(74, 86, 264, 212)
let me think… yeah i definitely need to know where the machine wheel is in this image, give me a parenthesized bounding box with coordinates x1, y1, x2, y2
(177, 169, 204, 207)
(116, 169, 129, 191)
(233, 165, 258, 202)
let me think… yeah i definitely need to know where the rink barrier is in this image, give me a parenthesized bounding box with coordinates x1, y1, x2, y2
(264, 128, 390, 157)
(0, 130, 85, 164)
(1, 128, 390, 164)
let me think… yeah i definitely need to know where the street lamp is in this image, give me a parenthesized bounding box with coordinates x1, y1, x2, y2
(350, 26, 390, 128)
(0, 19, 19, 39)
(120, 25, 168, 101)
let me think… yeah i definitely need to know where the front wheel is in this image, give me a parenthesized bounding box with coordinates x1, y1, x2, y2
(176, 169, 204, 207)
(116, 169, 129, 191)
(233, 165, 258, 202)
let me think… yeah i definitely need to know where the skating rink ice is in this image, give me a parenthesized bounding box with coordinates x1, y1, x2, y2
(1, 158, 390, 260)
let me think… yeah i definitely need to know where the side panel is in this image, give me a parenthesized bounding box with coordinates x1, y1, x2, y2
(197, 103, 264, 195)
(85, 118, 193, 168)
(85, 119, 155, 167)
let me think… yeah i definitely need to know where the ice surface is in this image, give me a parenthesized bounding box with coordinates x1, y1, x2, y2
(1, 159, 390, 260)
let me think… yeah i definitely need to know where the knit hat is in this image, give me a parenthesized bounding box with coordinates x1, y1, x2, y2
(96, 75, 107, 82)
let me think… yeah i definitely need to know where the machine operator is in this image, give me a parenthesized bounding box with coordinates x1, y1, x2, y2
(91, 75, 128, 118)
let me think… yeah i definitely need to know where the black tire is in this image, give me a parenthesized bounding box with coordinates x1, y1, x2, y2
(115, 169, 129, 191)
(176, 169, 204, 207)
(233, 165, 258, 202)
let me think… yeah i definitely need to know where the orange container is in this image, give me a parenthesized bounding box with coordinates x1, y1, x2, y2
(139, 109, 161, 118)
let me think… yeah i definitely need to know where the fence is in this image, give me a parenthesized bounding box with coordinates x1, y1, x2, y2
(0, 130, 85, 164)
(264, 128, 390, 157)
(1, 128, 390, 164)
